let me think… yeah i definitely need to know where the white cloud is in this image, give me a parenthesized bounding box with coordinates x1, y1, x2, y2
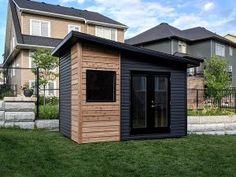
(59, 0, 85, 5)
(172, 14, 209, 29)
(86, 0, 176, 38)
(203, 2, 215, 11)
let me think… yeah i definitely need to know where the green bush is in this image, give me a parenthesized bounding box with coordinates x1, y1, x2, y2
(39, 96, 59, 105)
(38, 105, 59, 119)
(0, 86, 15, 100)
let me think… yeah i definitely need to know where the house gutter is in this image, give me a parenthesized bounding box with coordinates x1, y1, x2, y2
(3, 43, 54, 66)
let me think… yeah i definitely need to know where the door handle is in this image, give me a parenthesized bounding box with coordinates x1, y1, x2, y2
(151, 101, 157, 108)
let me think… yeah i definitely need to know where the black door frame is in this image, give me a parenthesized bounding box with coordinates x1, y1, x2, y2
(130, 71, 171, 135)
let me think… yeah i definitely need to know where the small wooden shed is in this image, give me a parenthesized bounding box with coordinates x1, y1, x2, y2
(52, 31, 202, 144)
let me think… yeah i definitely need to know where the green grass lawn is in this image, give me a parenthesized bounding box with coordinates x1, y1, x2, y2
(0, 129, 236, 177)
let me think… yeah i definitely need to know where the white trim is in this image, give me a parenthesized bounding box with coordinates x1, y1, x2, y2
(229, 46, 233, 56)
(28, 51, 35, 68)
(171, 40, 174, 54)
(18, 43, 54, 49)
(210, 40, 213, 57)
(68, 24, 81, 33)
(12, 0, 128, 29)
(30, 19, 51, 37)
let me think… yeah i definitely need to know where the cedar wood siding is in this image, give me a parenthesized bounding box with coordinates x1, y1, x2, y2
(81, 44, 121, 143)
(121, 55, 188, 140)
(59, 50, 72, 138)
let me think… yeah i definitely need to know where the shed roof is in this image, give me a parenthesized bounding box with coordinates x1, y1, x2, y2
(52, 31, 203, 67)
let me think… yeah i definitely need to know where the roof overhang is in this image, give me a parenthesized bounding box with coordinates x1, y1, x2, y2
(52, 31, 203, 68)
(3, 43, 54, 66)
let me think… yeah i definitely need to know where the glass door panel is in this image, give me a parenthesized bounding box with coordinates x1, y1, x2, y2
(153, 76, 169, 128)
(132, 75, 147, 129)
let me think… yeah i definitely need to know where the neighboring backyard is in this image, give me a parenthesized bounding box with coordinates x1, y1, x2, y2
(0, 129, 236, 177)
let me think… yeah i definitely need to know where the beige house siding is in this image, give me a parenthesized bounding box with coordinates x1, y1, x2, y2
(21, 13, 86, 39)
(225, 35, 236, 43)
(21, 12, 125, 42)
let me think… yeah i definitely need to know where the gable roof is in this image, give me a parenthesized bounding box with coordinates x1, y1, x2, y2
(13, 0, 127, 29)
(52, 31, 203, 68)
(126, 23, 236, 47)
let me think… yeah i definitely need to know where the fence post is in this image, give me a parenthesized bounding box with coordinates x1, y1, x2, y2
(36, 67, 40, 119)
(196, 89, 199, 111)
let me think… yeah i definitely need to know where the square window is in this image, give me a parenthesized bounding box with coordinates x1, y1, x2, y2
(30, 19, 50, 37)
(95, 26, 117, 41)
(68, 25, 81, 33)
(215, 43, 225, 57)
(178, 41, 187, 53)
(86, 70, 116, 102)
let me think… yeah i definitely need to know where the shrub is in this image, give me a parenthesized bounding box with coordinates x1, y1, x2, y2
(38, 105, 59, 119)
(39, 96, 59, 105)
(0, 86, 15, 100)
(188, 106, 235, 116)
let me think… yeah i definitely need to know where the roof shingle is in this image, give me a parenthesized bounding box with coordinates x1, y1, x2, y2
(126, 23, 235, 46)
(13, 0, 127, 28)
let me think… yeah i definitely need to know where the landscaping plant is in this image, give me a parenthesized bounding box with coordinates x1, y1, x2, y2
(31, 49, 59, 108)
(204, 57, 231, 105)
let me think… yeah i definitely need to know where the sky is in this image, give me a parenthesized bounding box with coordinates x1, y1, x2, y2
(0, 0, 236, 62)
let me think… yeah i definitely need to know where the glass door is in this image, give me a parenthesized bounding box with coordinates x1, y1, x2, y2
(131, 72, 170, 134)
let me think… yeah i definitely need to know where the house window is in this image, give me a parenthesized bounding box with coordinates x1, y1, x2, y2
(229, 47, 233, 56)
(29, 52, 36, 68)
(95, 26, 117, 41)
(47, 81, 56, 96)
(178, 41, 187, 53)
(12, 63, 15, 77)
(30, 19, 50, 37)
(68, 25, 81, 33)
(29, 80, 36, 94)
(229, 66, 233, 73)
(86, 70, 116, 102)
(215, 43, 225, 57)
(188, 68, 195, 76)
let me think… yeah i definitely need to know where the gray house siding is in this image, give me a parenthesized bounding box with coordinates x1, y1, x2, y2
(140, 40, 172, 54)
(59, 51, 72, 138)
(121, 55, 187, 140)
(189, 41, 211, 58)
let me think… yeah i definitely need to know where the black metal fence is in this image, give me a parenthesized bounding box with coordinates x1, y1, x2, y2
(0, 67, 59, 120)
(188, 88, 236, 112)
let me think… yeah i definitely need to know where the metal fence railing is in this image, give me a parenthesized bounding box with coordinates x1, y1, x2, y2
(188, 88, 236, 112)
(0, 67, 59, 120)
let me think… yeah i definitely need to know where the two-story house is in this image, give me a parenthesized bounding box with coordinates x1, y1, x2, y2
(225, 34, 236, 43)
(126, 23, 236, 88)
(4, 0, 127, 96)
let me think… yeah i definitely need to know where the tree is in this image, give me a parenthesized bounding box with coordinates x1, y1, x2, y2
(31, 49, 59, 107)
(204, 56, 231, 104)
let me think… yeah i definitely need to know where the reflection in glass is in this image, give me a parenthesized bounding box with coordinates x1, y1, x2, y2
(154, 77, 168, 127)
(132, 76, 147, 128)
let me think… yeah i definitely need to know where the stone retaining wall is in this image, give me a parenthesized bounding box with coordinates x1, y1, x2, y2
(188, 116, 236, 135)
(0, 97, 59, 130)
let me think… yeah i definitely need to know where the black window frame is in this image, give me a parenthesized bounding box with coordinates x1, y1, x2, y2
(86, 70, 116, 102)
